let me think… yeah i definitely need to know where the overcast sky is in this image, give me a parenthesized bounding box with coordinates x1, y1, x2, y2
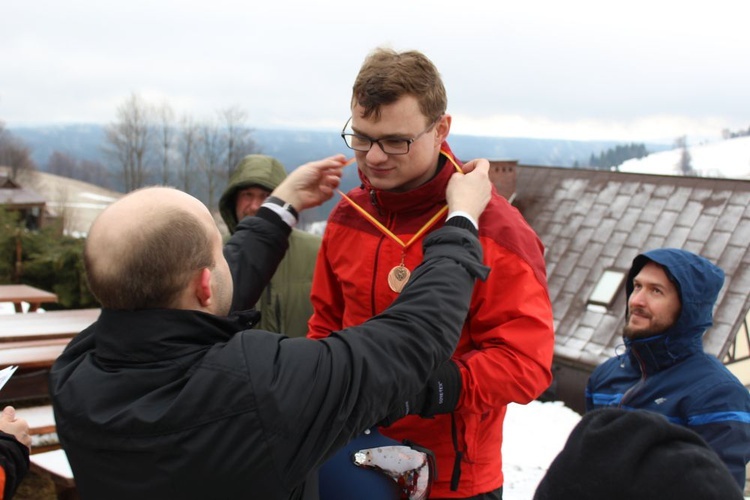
(2, 1, 748, 144)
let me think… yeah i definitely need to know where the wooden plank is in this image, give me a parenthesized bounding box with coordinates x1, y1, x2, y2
(0, 339, 72, 402)
(16, 404, 56, 436)
(17, 405, 60, 454)
(0, 342, 69, 371)
(0, 308, 100, 343)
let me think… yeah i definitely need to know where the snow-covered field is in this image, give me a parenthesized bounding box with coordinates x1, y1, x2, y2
(502, 400, 582, 499)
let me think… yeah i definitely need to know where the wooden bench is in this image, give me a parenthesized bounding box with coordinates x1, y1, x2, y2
(0, 339, 72, 403)
(0, 309, 99, 402)
(16, 404, 59, 454)
(30, 449, 78, 500)
(0, 338, 71, 371)
(0, 308, 100, 343)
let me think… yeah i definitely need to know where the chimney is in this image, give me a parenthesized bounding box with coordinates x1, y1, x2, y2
(489, 160, 518, 202)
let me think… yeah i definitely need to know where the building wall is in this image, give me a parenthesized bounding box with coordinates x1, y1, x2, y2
(548, 358, 590, 415)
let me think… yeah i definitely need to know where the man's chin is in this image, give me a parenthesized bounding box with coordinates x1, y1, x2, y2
(623, 325, 664, 340)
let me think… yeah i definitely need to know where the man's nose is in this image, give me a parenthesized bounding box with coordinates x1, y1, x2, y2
(366, 144, 389, 164)
(629, 289, 645, 308)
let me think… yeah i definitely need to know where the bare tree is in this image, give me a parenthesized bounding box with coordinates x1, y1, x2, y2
(48, 151, 111, 188)
(219, 106, 257, 176)
(79, 159, 112, 188)
(196, 120, 226, 208)
(104, 93, 154, 192)
(674, 136, 694, 176)
(48, 151, 78, 177)
(156, 102, 175, 185)
(0, 122, 36, 181)
(178, 114, 199, 195)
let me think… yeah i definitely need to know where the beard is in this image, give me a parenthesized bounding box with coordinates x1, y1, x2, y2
(622, 308, 674, 340)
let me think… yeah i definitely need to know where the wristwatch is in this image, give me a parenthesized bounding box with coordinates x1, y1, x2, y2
(265, 196, 299, 220)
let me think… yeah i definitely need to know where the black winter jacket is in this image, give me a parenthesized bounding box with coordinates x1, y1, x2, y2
(49, 212, 488, 499)
(0, 431, 28, 499)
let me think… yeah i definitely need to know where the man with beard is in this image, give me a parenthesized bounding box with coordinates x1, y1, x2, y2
(586, 248, 750, 489)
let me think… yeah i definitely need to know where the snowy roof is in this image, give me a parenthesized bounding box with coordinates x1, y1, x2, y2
(0, 173, 46, 207)
(514, 165, 750, 367)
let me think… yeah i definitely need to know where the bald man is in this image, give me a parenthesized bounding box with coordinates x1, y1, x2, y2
(49, 155, 493, 500)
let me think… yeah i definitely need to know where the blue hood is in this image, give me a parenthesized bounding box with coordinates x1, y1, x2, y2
(626, 248, 725, 343)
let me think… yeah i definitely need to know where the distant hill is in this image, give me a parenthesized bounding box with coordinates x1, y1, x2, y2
(8, 123, 672, 222)
(10, 123, 671, 174)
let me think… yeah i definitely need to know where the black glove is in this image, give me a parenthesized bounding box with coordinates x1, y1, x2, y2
(378, 360, 462, 427)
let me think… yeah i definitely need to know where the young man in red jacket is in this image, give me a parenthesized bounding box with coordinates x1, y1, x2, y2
(308, 48, 556, 499)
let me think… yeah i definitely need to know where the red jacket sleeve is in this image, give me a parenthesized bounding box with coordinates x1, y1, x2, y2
(454, 240, 555, 413)
(307, 232, 344, 339)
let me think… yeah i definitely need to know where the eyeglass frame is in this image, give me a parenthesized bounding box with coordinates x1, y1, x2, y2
(340, 116, 441, 156)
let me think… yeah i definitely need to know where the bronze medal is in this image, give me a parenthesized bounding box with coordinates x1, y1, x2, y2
(387, 265, 411, 293)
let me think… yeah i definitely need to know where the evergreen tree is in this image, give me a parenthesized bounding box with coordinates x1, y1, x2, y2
(588, 143, 649, 169)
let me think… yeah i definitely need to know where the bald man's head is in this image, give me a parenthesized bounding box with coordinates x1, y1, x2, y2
(85, 187, 224, 311)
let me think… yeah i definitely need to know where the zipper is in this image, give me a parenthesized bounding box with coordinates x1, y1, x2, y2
(619, 348, 647, 407)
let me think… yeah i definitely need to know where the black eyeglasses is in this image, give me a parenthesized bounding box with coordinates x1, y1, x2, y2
(341, 117, 440, 155)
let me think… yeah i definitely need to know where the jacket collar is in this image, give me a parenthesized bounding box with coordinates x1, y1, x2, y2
(92, 308, 260, 363)
(625, 331, 704, 374)
(356, 142, 461, 215)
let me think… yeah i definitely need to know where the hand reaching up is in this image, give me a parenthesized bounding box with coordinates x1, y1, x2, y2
(271, 155, 348, 213)
(446, 158, 492, 222)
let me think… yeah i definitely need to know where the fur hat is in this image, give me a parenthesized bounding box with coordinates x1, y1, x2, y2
(533, 408, 744, 500)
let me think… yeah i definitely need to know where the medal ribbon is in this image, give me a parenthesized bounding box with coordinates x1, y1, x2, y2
(336, 149, 463, 251)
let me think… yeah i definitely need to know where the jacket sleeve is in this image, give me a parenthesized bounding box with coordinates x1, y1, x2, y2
(0, 431, 29, 499)
(306, 226, 346, 339)
(223, 207, 291, 313)
(687, 380, 750, 487)
(248, 224, 489, 486)
(454, 241, 555, 412)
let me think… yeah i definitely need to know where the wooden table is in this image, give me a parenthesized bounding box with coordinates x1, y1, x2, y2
(0, 284, 58, 313)
(0, 308, 100, 343)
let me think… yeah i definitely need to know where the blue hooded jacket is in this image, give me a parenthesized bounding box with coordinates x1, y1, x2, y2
(586, 248, 750, 487)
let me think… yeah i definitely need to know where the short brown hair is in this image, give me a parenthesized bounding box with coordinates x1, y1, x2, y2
(351, 48, 447, 123)
(85, 207, 214, 310)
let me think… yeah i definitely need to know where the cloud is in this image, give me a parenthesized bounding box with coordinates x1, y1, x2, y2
(1, 0, 748, 142)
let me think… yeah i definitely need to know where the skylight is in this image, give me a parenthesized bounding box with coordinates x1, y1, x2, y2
(587, 269, 626, 309)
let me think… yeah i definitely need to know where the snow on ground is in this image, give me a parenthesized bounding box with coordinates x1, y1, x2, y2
(0, 302, 27, 314)
(502, 400, 582, 500)
(618, 136, 750, 178)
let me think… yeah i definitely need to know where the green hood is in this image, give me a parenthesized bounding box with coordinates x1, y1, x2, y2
(219, 155, 288, 234)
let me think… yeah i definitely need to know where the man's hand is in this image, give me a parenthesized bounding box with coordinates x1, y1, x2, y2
(271, 155, 347, 213)
(0, 406, 31, 449)
(446, 158, 492, 221)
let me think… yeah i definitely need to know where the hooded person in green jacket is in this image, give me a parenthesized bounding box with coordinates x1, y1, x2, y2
(219, 154, 321, 337)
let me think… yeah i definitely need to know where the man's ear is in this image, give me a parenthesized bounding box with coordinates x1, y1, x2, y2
(195, 268, 213, 307)
(435, 114, 451, 145)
